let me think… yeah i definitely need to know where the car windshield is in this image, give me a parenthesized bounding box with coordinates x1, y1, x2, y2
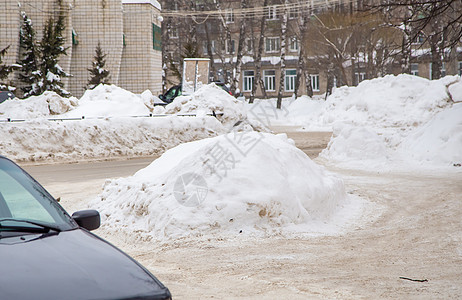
(164, 86, 179, 101)
(0, 157, 75, 232)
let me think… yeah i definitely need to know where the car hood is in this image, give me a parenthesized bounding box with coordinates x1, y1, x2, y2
(0, 229, 170, 300)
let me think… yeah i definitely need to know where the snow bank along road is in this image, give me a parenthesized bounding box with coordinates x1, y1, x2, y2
(21, 129, 462, 299)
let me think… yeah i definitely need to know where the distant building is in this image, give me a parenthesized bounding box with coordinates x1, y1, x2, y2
(161, 0, 462, 97)
(0, 0, 163, 97)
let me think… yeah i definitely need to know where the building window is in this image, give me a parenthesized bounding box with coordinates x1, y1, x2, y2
(289, 7, 298, 19)
(152, 23, 162, 51)
(289, 37, 299, 52)
(264, 70, 276, 91)
(413, 32, 425, 44)
(410, 63, 419, 76)
(310, 74, 320, 92)
(355, 72, 366, 85)
(265, 37, 280, 53)
(429, 63, 432, 79)
(243, 70, 255, 92)
(458, 61, 462, 76)
(441, 62, 446, 77)
(267, 6, 278, 20)
(72, 28, 78, 45)
(225, 40, 235, 54)
(285, 69, 297, 92)
(225, 9, 234, 23)
(203, 40, 216, 55)
(170, 28, 178, 39)
(246, 39, 254, 54)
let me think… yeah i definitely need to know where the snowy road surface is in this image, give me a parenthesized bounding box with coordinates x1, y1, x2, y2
(20, 129, 462, 299)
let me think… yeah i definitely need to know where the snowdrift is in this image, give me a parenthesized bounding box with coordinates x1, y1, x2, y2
(0, 116, 225, 162)
(0, 91, 78, 119)
(397, 103, 462, 167)
(164, 83, 246, 129)
(299, 74, 455, 131)
(0, 83, 250, 162)
(91, 132, 363, 241)
(61, 84, 151, 118)
(317, 75, 461, 170)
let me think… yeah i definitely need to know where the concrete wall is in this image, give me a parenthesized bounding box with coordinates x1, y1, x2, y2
(119, 2, 162, 95)
(0, 0, 162, 97)
(68, 0, 124, 96)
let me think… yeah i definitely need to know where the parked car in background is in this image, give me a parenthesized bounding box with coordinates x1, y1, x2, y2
(0, 156, 172, 300)
(0, 91, 15, 104)
(158, 84, 182, 105)
(157, 82, 234, 105)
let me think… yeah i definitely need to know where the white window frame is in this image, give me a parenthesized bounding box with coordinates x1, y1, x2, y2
(225, 39, 235, 54)
(441, 62, 446, 77)
(267, 6, 278, 20)
(225, 9, 234, 23)
(243, 70, 255, 92)
(289, 7, 298, 19)
(429, 62, 432, 79)
(265, 37, 280, 53)
(355, 72, 366, 85)
(285, 69, 297, 92)
(412, 32, 425, 45)
(170, 28, 178, 39)
(203, 40, 216, 55)
(310, 74, 320, 92)
(289, 37, 299, 52)
(264, 70, 276, 92)
(411, 63, 419, 76)
(246, 38, 254, 54)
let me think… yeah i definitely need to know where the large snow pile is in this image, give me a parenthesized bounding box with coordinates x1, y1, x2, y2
(164, 83, 246, 129)
(61, 84, 151, 118)
(91, 132, 363, 241)
(0, 84, 250, 162)
(316, 75, 461, 170)
(243, 74, 459, 170)
(396, 103, 462, 167)
(0, 92, 78, 119)
(298, 74, 454, 131)
(0, 116, 225, 162)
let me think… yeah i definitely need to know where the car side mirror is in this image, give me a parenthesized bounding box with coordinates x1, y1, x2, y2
(72, 210, 100, 231)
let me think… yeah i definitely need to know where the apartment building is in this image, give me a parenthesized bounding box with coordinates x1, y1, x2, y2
(162, 0, 462, 97)
(0, 0, 162, 97)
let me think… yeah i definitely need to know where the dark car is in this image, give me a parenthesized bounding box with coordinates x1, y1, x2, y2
(157, 82, 233, 105)
(0, 91, 15, 104)
(0, 156, 171, 300)
(157, 85, 182, 105)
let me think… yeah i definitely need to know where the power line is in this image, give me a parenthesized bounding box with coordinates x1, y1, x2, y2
(161, 0, 358, 19)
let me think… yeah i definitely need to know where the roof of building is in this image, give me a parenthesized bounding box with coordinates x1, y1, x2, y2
(122, 0, 161, 11)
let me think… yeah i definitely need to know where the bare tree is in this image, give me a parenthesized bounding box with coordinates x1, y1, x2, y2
(276, 0, 288, 109)
(249, 0, 269, 103)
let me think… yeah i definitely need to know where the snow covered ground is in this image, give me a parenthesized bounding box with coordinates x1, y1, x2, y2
(1, 75, 460, 243)
(90, 132, 364, 242)
(248, 74, 462, 171)
(0, 84, 246, 162)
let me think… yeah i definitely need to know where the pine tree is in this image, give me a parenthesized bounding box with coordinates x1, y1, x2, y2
(37, 14, 71, 97)
(18, 12, 41, 97)
(87, 42, 111, 89)
(0, 46, 17, 92)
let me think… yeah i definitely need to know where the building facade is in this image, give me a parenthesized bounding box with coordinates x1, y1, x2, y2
(0, 0, 162, 97)
(161, 0, 462, 98)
